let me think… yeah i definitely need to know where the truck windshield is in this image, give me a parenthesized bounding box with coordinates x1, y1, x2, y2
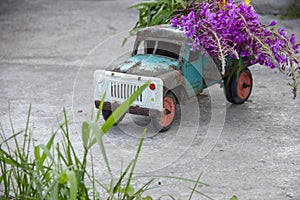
(135, 40, 181, 60)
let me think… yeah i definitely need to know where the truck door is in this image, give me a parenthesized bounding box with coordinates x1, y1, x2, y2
(183, 46, 203, 95)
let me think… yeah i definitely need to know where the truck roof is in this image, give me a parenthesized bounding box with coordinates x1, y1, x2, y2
(136, 25, 188, 42)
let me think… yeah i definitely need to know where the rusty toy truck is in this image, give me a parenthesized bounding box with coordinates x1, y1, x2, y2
(94, 25, 253, 132)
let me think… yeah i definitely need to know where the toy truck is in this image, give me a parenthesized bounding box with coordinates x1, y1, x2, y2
(94, 25, 253, 132)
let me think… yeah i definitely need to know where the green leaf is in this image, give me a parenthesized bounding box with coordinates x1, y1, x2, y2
(86, 91, 108, 150)
(43, 176, 59, 200)
(129, 1, 158, 9)
(67, 170, 78, 200)
(82, 121, 90, 149)
(230, 195, 238, 200)
(34, 146, 41, 161)
(150, 9, 173, 26)
(149, 4, 165, 25)
(0, 149, 22, 168)
(59, 171, 68, 184)
(40, 131, 57, 164)
(142, 196, 153, 200)
(89, 121, 113, 180)
(122, 37, 128, 47)
(122, 129, 147, 200)
(96, 91, 106, 122)
(128, 0, 189, 34)
(101, 82, 149, 134)
(0, 174, 3, 184)
(36, 144, 55, 163)
(125, 184, 135, 196)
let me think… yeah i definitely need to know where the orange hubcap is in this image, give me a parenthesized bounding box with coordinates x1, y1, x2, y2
(237, 71, 251, 99)
(159, 96, 175, 127)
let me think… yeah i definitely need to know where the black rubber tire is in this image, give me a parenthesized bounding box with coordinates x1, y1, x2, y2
(152, 92, 178, 132)
(223, 76, 234, 103)
(224, 68, 253, 104)
(102, 110, 125, 125)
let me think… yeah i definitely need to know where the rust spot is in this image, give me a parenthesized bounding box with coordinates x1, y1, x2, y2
(175, 71, 186, 86)
(112, 67, 122, 72)
(98, 101, 161, 117)
(132, 61, 142, 69)
(169, 65, 177, 70)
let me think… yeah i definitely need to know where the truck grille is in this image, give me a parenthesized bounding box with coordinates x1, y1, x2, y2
(110, 81, 143, 102)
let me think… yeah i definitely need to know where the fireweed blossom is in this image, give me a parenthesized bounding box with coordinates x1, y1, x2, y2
(171, 0, 300, 98)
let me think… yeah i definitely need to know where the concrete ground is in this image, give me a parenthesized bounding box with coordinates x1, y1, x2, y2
(0, 0, 300, 199)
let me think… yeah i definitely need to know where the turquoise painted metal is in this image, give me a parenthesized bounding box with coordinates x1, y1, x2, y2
(121, 24, 224, 100)
(115, 54, 180, 76)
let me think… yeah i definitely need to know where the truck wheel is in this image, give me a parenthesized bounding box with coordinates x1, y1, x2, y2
(223, 76, 234, 103)
(102, 110, 125, 125)
(153, 92, 177, 132)
(224, 68, 253, 104)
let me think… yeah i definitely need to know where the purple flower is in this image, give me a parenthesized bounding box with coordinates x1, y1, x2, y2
(170, 17, 178, 26)
(268, 20, 277, 26)
(170, 0, 300, 81)
(279, 28, 287, 36)
(188, 11, 195, 19)
(290, 34, 296, 44)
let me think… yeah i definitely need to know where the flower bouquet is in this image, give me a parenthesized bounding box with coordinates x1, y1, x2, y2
(130, 0, 300, 98)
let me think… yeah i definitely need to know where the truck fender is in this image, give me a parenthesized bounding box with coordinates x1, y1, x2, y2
(159, 70, 188, 104)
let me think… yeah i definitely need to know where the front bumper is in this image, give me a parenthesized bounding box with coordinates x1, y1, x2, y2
(94, 100, 161, 117)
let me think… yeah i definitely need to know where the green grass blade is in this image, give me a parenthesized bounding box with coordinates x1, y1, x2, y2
(96, 91, 107, 123)
(35, 144, 55, 163)
(23, 104, 32, 160)
(122, 129, 147, 199)
(43, 177, 59, 200)
(101, 82, 149, 134)
(90, 83, 148, 149)
(87, 138, 97, 150)
(82, 121, 90, 149)
(0, 130, 23, 147)
(185, 185, 214, 200)
(133, 178, 154, 196)
(8, 102, 24, 165)
(90, 121, 113, 180)
(188, 172, 203, 200)
(61, 109, 74, 168)
(89, 149, 97, 200)
(56, 143, 69, 167)
(0, 158, 10, 198)
(60, 109, 82, 169)
(0, 149, 23, 168)
(158, 194, 176, 200)
(135, 175, 209, 186)
(112, 160, 134, 194)
(67, 170, 78, 200)
(129, 1, 157, 9)
(40, 130, 57, 164)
